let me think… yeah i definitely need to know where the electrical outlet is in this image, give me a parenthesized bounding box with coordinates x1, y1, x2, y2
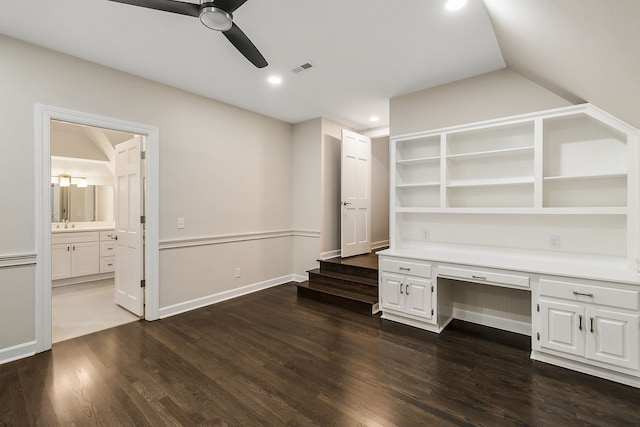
(234, 268, 241, 278)
(422, 230, 430, 240)
(177, 217, 185, 229)
(549, 235, 561, 249)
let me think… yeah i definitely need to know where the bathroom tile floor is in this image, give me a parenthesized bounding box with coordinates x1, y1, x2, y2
(52, 279, 140, 343)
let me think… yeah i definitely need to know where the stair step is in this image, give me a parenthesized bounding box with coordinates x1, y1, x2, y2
(308, 268, 378, 287)
(307, 269, 377, 298)
(296, 281, 378, 315)
(319, 260, 378, 281)
(299, 280, 378, 305)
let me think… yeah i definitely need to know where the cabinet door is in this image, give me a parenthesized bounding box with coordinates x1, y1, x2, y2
(380, 273, 403, 311)
(405, 277, 433, 321)
(540, 299, 585, 357)
(586, 308, 639, 371)
(51, 243, 71, 280)
(71, 241, 100, 277)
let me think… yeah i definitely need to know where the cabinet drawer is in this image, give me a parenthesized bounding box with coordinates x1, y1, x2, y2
(381, 258, 431, 277)
(100, 256, 115, 273)
(540, 279, 639, 311)
(100, 230, 116, 241)
(437, 265, 530, 289)
(100, 241, 116, 257)
(52, 231, 99, 245)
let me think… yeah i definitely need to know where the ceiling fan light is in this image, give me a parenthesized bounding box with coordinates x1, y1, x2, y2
(199, 7, 233, 31)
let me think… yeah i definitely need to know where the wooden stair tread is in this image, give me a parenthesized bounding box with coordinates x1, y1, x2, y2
(297, 281, 378, 305)
(308, 268, 378, 287)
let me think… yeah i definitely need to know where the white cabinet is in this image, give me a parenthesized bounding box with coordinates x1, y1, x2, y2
(537, 278, 639, 374)
(51, 230, 115, 282)
(379, 257, 437, 330)
(51, 243, 71, 280)
(70, 241, 100, 277)
(381, 273, 433, 320)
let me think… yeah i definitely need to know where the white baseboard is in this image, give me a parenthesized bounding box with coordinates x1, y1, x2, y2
(320, 250, 341, 260)
(0, 340, 37, 365)
(53, 272, 115, 287)
(452, 308, 531, 336)
(321, 240, 389, 260)
(158, 274, 295, 319)
(292, 273, 308, 283)
(372, 240, 389, 250)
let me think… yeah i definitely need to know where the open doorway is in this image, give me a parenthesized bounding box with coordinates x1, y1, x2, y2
(50, 120, 141, 342)
(35, 104, 160, 354)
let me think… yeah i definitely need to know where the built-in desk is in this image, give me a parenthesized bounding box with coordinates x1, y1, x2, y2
(378, 250, 640, 389)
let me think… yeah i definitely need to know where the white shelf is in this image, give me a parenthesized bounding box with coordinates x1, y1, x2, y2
(396, 207, 628, 215)
(447, 146, 534, 161)
(544, 173, 627, 182)
(397, 182, 440, 188)
(447, 177, 534, 188)
(397, 156, 440, 165)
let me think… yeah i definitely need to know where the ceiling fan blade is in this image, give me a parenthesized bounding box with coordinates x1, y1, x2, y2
(212, 0, 248, 14)
(108, 0, 200, 17)
(222, 23, 268, 68)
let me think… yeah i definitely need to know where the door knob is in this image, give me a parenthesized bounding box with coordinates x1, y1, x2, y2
(342, 201, 352, 206)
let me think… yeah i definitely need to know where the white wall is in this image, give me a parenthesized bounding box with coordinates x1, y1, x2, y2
(371, 136, 389, 248)
(390, 68, 572, 136)
(0, 35, 293, 358)
(389, 68, 571, 330)
(292, 118, 321, 276)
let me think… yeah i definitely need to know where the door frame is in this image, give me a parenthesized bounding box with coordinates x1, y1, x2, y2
(34, 104, 160, 353)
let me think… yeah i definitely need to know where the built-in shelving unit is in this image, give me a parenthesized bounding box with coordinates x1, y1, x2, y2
(382, 104, 640, 388)
(389, 104, 640, 281)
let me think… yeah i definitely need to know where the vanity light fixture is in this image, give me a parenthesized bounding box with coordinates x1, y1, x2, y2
(58, 174, 71, 187)
(445, 0, 467, 11)
(76, 177, 88, 188)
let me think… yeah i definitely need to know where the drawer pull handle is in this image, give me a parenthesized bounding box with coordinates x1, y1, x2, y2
(573, 291, 594, 297)
(400, 284, 404, 294)
(107, 263, 113, 267)
(578, 315, 583, 331)
(471, 275, 486, 280)
(590, 317, 594, 333)
(399, 267, 411, 271)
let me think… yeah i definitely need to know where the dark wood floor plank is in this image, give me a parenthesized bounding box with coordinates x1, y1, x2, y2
(1, 283, 639, 426)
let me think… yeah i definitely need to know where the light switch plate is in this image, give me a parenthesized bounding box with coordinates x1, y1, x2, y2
(177, 218, 185, 229)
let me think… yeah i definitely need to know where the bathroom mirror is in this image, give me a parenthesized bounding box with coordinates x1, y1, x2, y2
(51, 184, 114, 222)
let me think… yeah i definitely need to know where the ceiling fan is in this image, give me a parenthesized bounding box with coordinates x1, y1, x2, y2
(108, 0, 268, 68)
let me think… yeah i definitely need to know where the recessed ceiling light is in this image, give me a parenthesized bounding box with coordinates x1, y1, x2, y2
(445, 0, 467, 11)
(267, 75, 282, 85)
(369, 116, 380, 123)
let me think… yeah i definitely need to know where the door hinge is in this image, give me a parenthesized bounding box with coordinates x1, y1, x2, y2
(431, 285, 434, 292)
(536, 332, 540, 341)
(537, 303, 540, 312)
(141, 151, 146, 160)
(431, 309, 434, 315)
(140, 215, 146, 224)
(140, 279, 146, 288)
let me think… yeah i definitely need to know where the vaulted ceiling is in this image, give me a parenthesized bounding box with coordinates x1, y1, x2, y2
(1, 0, 638, 129)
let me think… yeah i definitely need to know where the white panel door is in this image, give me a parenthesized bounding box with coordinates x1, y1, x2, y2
(341, 129, 371, 258)
(70, 241, 100, 277)
(51, 243, 71, 280)
(380, 273, 403, 311)
(405, 277, 433, 320)
(586, 308, 639, 371)
(115, 137, 144, 316)
(540, 300, 584, 357)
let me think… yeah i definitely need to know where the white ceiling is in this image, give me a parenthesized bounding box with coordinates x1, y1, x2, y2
(0, 0, 506, 130)
(484, 0, 640, 130)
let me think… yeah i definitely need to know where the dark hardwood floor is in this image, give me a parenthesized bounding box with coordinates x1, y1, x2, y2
(1, 283, 638, 426)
